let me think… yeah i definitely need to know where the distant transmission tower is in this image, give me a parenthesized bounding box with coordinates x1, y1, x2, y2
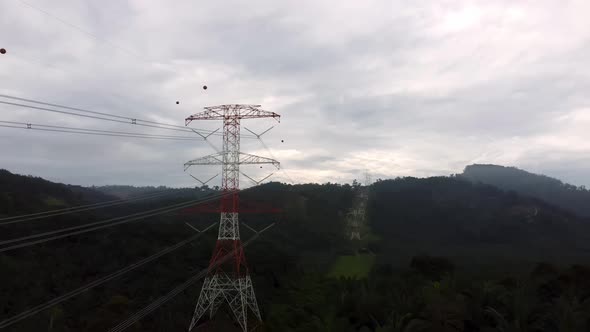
(347, 171, 371, 240)
(348, 207, 363, 240)
(363, 169, 372, 188)
(184, 104, 280, 332)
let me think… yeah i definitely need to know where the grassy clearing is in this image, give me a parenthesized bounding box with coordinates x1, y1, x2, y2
(44, 196, 67, 207)
(328, 254, 375, 279)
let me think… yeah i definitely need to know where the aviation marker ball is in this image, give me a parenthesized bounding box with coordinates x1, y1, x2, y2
(0, 49, 6, 54)
(203, 85, 207, 90)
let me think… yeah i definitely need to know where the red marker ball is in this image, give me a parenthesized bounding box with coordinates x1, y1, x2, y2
(203, 85, 207, 90)
(0, 49, 6, 55)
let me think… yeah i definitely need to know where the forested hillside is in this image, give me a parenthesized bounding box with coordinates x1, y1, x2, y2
(2, 171, 590, 331)
(95, 185, 173, 199)
(369, 176, 590, 264)
(461, 164, 590, 217)
(0, 169, 115, 216)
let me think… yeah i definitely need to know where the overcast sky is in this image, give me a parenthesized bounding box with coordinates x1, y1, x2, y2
(1, 0, 589, 188)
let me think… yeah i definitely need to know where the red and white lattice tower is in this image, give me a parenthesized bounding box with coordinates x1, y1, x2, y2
(185, 104, 280, 332)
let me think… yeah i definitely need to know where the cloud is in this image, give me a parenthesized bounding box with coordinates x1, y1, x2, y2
(1, 0, 590, 187)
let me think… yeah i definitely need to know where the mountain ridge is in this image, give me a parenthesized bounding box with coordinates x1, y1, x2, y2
(460, 164, 590, 217)
(0, 168, 116, 217)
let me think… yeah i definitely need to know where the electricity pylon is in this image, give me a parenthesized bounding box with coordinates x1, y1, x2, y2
(348, 172, 371, 240)
(185, 104, 280, 332)
(348, 207, 364, 240)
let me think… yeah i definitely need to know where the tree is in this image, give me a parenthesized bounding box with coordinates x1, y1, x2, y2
(551, 294, 589, 332)
(48, 307, 63, 332)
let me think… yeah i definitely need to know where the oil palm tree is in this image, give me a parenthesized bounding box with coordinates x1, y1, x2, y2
(551, 293, 590, 332)
(484, 281, 542, 332)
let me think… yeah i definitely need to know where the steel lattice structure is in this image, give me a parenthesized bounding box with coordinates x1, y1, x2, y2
(185, 104, 280, 332)
(348, 175, 371, 241)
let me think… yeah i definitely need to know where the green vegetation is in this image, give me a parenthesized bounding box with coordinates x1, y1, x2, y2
(2, 168, 590, 331)
(43, 196, 67, 207)
(0, 169, 113, 216)
(328, 254, 375, 279)
(94, 185, 172, 198)
(462, 164, 590, 217)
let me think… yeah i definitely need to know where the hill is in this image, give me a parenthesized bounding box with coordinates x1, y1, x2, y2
(0, 169, 115, 217)
(94, 184, 220, 199)
(369, 176, 590, 265)
(460, 164, 590, 217)
(3, 172, 590, 331)
(94, 185, 172, 198)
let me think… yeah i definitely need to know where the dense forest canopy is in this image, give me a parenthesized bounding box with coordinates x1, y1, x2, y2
(462, 164, 590, 218)
(0, 169, 115, 216)
(1, 167, 590, 331)
(94, 185, 176, 199)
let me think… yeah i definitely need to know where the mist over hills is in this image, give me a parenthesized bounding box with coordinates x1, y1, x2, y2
(461, 164, 590, 218)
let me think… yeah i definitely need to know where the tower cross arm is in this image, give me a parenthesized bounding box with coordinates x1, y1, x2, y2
(185, 104, 280, 125)
(238, 152, 280, 169)
(184, 152, 280, 169)
(184, 153, 224, 170)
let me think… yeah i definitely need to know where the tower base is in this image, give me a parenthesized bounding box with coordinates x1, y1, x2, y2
(189, 275, 261, 332)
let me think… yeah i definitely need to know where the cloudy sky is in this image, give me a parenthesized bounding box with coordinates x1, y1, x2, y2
(1, 0, 589, 187)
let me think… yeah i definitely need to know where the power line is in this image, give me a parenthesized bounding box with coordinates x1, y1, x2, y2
(0, 121, 203, 141)
(0, 200, 202, 253)
(242, 124, 296, 184)
(0, 99, 215, 136)
(0, 94, 205, 133)
(0, 223, 216, 330)
(0, 190, 177, 225)
(0, 124, 203, 141)
(0, 102, 189, 134)
(10, 3, 217, 137)
(0, 198, 195, 252)
(17, 0, 143, 60)
(108, 223, 275, 332)
(0, 191, 232, 253)
(0, 120, 200, 139)
(0, 191, 228, 248)
(15, 0, 206, 80)
(258, 137, 297, 184)
(0, 94, 257, 138)
(0, 190, 170, 222)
